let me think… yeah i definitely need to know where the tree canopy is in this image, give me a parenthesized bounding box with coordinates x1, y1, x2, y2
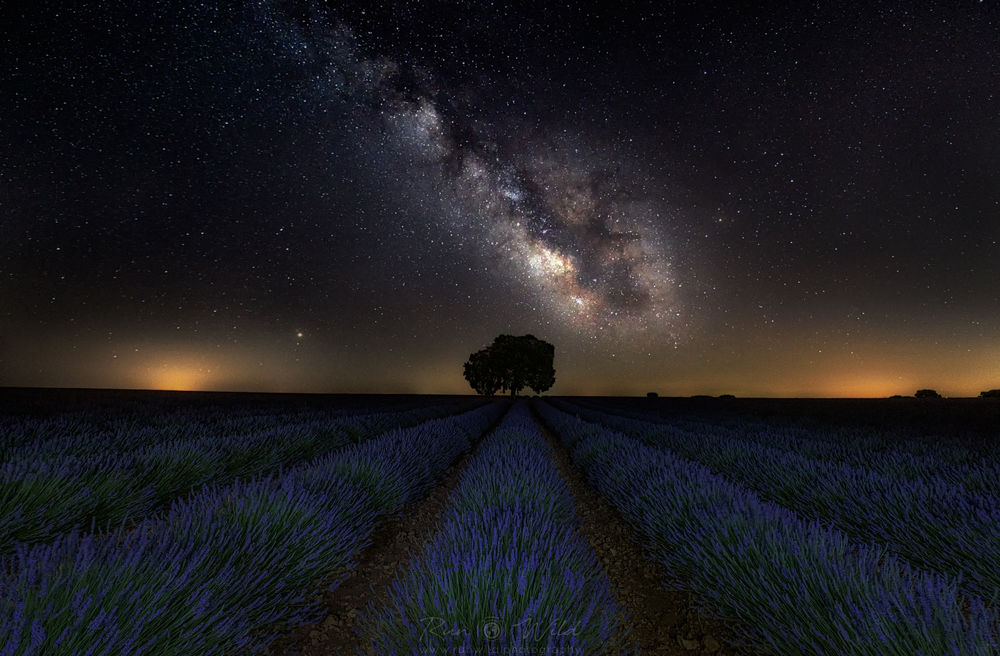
(462, 334, 555, 396)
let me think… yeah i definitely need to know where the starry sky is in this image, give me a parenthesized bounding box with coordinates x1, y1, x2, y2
(2, 1, 999, 397)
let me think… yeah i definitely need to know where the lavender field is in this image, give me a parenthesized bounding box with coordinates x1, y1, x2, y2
(2, 390, 999, 655)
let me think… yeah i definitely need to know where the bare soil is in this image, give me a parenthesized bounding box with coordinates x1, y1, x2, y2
(534, 406, 767, 656)
(258, 427, 491, 656)
(261, 406, 767, 656)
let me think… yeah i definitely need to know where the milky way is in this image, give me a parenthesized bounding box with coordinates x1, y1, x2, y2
(296, 22, 683, 338)
(5, 1, 998, 396)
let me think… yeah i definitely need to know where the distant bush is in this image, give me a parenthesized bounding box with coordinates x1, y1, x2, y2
(980, 389, 1000, 398)
(915, 389, 942, 399)
(646, 392, 658, 398)
(718, 394, 736, 399)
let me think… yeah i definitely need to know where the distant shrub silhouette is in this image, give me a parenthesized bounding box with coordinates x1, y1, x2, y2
(718, 394, 736, 399)
(646, 392, 658, 398)
(915, 389, 942, 399)
(981, 389, 1000, 398)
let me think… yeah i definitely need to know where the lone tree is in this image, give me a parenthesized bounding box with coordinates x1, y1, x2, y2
(915, 389, 942, 399)
(463, 334, 555, 397)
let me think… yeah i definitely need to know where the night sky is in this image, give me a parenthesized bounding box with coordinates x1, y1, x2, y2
(2, 1, 998, 397)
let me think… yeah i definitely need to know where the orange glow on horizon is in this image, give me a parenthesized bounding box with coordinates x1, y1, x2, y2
(146, 365, 214, 391)
(4, 329, 996, 398)
(133, 350, 223, 392)
(808, 376, 912, 399)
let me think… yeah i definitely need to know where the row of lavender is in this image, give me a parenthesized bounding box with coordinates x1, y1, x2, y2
(0, 396, 427, 452)
(0, 397, 469, 459)
(0, 401, 505, 656)
(575, 398, 1000, 495)
(0, 400, 479, 552)
(556, 399, 1000, 603)
(536, 402, 1000, 655)
(579, 396, 998, 462)
(354, 402, 633, 655)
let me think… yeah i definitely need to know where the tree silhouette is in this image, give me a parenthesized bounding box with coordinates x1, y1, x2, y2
(463, 334, 555, 397)
(915, 389, 942, 398)
(462, 348, 502, 396)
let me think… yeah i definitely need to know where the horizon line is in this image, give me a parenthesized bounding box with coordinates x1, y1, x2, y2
(0, 385, 995, 400)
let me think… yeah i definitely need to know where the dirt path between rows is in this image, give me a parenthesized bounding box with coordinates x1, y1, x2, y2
(260, 403, 764, 656)
(258, 413, 504, 656)
(532, 404, 766, 656)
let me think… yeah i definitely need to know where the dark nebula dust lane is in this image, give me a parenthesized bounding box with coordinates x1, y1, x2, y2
(286, 21, 684, 337)
(2, 1, 999, 396)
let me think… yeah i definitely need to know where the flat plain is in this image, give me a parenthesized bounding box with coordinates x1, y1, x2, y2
(2, 388, 998, 655)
